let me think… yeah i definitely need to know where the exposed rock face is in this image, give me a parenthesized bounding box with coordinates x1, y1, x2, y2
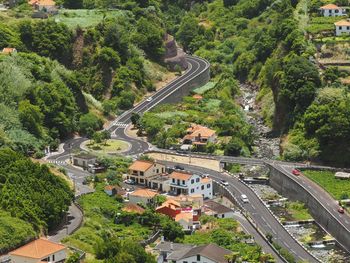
(164, 34, 188, 71)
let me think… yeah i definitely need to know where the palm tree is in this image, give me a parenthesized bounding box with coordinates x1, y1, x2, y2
(224, 252, 240, 263)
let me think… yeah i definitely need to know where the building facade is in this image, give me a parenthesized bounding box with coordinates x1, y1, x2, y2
(128, 160, 165, 186)
(169, 171, 213, 199)
(335, 20, 350, 35)
(320, 4, 346, 17)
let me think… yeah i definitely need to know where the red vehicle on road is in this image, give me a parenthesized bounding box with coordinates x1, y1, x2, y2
(292, 169, 301, 176)
(338, 207, 345, 214)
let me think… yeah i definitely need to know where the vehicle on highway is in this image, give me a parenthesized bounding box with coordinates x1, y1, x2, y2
(124, 179, 135, 185)
(174, 165, 184, 170)
(146, 97, 153, 102)
(338, 207, 345, 214)
(292, 169, 301, 176)
(220, 180, 229, 186)
(241, 194, 249, 203)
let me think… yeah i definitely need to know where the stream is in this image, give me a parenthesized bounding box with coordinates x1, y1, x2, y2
(239, 83, 280, 159)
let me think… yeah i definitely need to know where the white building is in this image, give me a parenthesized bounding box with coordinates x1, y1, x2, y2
(128, 189, 158, 205)
(155, 242, 233, 263)
(203, 200, 235, 219)
(72, 153, 97, 169)
(320, 4, 346, 17)
(169, 171, 213, 199)
(9, 238, 67, 263)
(335, 20, 350, 36)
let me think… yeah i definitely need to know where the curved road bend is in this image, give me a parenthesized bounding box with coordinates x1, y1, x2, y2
(160, 161, 318, 263)
(275, 163, 350, 253)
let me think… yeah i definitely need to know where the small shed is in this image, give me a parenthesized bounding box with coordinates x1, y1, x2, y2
(335, 172, 350, 179)
(73, 153, 97, 169)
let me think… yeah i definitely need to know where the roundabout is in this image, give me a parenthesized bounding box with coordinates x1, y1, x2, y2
(81, 139, 131, 154)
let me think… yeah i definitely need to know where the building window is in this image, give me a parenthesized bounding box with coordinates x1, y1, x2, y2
(191, 179, 194, 184)
(191, 189, 195, 193)
(196, 178, 200, 182)
(201, 185, 204, 190)
(157, 169, 159, 173)
(140, 179, 144, 183)
(140, 172, 144, 176)
(347, 26, 350, 30)
(162, 168, 164, 173)
(182, 180, 185, 185)
(207, 184, 210, 188)
(172, 178, 175, 183)
(197, 255, 201, 261)
(222, 214, 225, 218)
(52, 255, 55, 261)
(340, 26, 343, 30)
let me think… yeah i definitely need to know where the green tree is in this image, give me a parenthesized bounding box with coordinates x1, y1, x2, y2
(18, 100, 44, 138)
(78, 113, 103, 135)
(161, 219, 184, 241)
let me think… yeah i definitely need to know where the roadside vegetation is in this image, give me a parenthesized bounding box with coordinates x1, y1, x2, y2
(0, 148, 73, 253)
(303, 170, 350, 201)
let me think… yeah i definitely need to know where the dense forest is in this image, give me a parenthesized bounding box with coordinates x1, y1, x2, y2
(0, 148, 72, 252)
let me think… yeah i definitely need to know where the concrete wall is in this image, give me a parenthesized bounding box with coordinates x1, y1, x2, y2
(267, 164, 350, 252)
(158, 58, 210, 105)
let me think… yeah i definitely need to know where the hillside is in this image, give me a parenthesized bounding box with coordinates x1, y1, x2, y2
(0, 148, 73, 253)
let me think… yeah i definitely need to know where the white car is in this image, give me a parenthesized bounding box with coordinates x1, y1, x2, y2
(220, 180, 229, 186)
(240, 194, 249, 203)
(146, 97, 153, 102)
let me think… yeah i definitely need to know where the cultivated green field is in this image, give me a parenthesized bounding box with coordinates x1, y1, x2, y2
(52, 9, 128, 28)
(303, 170, 350, 200)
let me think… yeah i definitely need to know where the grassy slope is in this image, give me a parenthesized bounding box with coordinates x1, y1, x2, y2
(62, 184, 151, 262)
(303, 170, 350, 200)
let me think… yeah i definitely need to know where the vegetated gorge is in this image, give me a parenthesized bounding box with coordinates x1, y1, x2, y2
(1, 0, 350, 261)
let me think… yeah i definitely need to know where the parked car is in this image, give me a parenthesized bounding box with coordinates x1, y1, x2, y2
(124, 179, 135, 185)
(240, 194, 249, 203)
(338, 207, 345, 214)
(220, 180, 229, 186)
(292, 169, 301, 176)
(174, 165, 184, 170)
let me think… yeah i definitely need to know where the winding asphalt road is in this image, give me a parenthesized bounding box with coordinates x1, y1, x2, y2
(160, 161, 318, 263)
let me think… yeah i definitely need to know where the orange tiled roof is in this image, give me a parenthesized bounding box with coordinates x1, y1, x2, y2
(2, 48, 16, 54)
(104, 185, 115, 191)
(130, 189, 158, 198)
(29, 0, 55, 6)
(129, 160, 154, 172)
(175, 212, 193, 222)
(170, 171, 193, 181)
(122, 203, 145, 214)
(320, 4, 340, 10)
(334, 20, 350, 26)
(186, 124, 216, 139)
(192, 94, 203, 100)
(9, 238, 65, 259)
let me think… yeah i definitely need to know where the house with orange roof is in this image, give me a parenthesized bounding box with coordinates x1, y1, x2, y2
(1, 47, 17, 54)
(28, 0, 57, 13)
(127, 159, 165, 186)
(156, 199, 182, 218)
(192, 94, 203, 100)
(9, 238, 67, 263)
(183, 124, 217, 146)
(334, 19, 350, 35)
(175, 212, 195, 231)
(169, 171, 212, 198)
(122, 203, 145, 214)
(319, 4, 346, 17)
(128, 188, 159, 205)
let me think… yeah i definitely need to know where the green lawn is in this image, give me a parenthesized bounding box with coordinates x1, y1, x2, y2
(193, 81, 216, 94)
(51, 9, 127, 29)
(285, 201, 312, 221)
(87, 139, 129, 153)
(303, 170, 350, 200)
(307, 16, 345, 34)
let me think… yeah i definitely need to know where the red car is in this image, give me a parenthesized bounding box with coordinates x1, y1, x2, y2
(292, 169, 301, 176)
(338, 207, 345, 214)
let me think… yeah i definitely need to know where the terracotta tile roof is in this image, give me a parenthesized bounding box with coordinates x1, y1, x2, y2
(157, 199, 181, 211)
(185, 124, 216, 139)
(170, 171, 193, 181)
(2, 48, 16, 54)
(9, 238, 66, 259)
(104, 185, 115, 191)
(129, 160, 154, 172)
(320, 4, 340, 10)
(192, 94, 203, 100)
(122, 203, 145, 214)
(129, 189, 158, 198)
(334, 20, 350, 26)
(29, 0, 55, 6)
(175, 212, 193, 222)
(201, 177, 212, 184)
